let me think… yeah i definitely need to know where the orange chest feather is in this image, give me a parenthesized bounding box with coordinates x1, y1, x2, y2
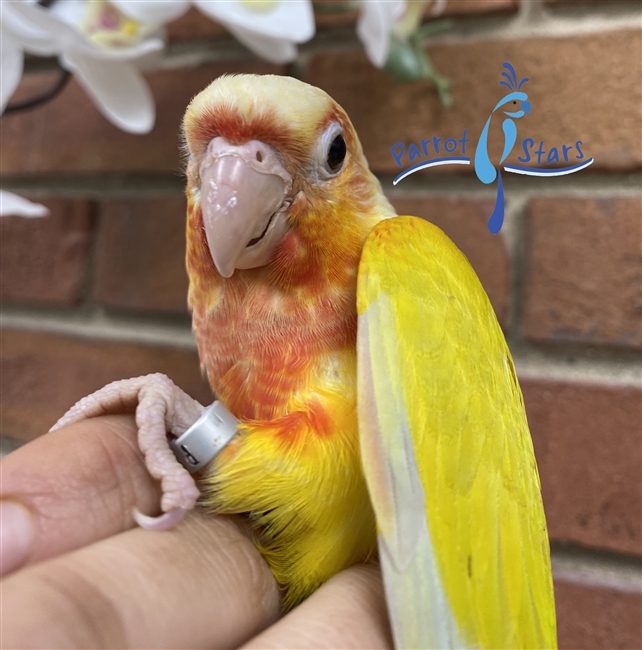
(190, 268, 358, 420)
(185, 194, 373, 422)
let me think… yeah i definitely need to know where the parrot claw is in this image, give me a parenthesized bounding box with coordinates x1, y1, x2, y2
(133, 507, 188, 531)
(51, 373, 207, 530)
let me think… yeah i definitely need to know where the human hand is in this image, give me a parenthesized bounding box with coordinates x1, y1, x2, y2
(0, 415, 393, 649)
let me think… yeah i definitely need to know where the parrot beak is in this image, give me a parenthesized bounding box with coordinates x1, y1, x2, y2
(199, 137, 293, 278)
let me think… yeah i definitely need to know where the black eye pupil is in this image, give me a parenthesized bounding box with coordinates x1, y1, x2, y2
(327, 134, 346, 171)
(513, 101, 517, 104)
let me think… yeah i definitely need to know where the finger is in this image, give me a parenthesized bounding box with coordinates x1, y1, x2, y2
(0, 415, 162, 575)
(242, 564, 393, 650)
(2, 510, 280, 650)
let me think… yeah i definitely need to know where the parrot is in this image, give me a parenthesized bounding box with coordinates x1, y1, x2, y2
(53, 73, 557, 649)
(474, 62, 531, 234)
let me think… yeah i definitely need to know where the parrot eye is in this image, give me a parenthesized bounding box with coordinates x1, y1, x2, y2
(316, 124, 347, 180)
(326, 134, 346, 173)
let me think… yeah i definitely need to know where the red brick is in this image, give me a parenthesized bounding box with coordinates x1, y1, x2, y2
(523, 198, 642, 349)
(389, 196, 510, 328)
(1, 61, 284, 175)
(555, 579, 642, 650)
(307, 30, 641, 173)
(92, 197, 189, 313)
(166, 7, 227, 40)
(0, 198, 94, 305)
(313, 0, 516, 27)
(523, 379, 642, 556)
(0, 330, 212, 443)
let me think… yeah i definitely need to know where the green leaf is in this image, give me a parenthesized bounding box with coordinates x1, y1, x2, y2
(385, 37, 452, 108)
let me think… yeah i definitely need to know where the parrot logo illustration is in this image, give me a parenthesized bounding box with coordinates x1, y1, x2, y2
(474, 63, 531, 234)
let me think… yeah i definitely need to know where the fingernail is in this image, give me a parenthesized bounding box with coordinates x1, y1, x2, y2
(0, 499, 34, 576)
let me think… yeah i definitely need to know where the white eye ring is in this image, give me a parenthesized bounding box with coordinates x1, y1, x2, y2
(315, 123, 347, 180)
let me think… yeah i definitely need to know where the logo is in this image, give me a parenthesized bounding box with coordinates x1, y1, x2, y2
(390, 63, 594, 234)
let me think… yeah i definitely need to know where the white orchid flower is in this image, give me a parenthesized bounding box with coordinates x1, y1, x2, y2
(357, 0, 448, 69)
(356, 0, 406, 68)
(0, 190, 48, 218)
(1, 0, 58, 112)
(8, 0, 164, 133)
(112, 0, 315, 65)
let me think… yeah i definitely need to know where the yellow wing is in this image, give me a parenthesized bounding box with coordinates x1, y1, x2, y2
(357, 216, 557, 649)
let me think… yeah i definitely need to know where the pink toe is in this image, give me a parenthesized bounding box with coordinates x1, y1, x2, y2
(133, 507, 188, 531)
(159, 474, 201, 513)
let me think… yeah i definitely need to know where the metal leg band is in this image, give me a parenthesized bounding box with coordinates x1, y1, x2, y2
(169, 401, 240, 473)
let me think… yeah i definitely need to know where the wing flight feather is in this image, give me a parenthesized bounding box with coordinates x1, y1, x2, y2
(356, 216, 557, 650)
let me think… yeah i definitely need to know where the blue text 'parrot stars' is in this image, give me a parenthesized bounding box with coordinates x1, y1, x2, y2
(390, 62, 594, 234)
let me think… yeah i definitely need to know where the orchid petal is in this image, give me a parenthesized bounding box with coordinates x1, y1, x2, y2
(0, 0, 58, 55)
(9, 1, 163, 61)
(48, 0, 87, 28)
(226, 23, 297, 63)
(0, 33, 23, 113)
(194, 0, 314, 43)
(61, 49, 155, 133)
(7, 1, 71, 42)
(78, 36, 165, 61)
(62, 35, 164, 62)
(110, 0, 190, 25)
(0, 191, 49, 218)
(357, 0, 406, 68)
(10, 1, 96, 58)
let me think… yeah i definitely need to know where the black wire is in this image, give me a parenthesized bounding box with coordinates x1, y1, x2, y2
(3, 69, 72, 115)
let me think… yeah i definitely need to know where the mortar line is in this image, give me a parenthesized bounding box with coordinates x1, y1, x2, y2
(2, 308, 640, 387)
(1, 173, 640, 198)
(1, 308, 197, 350)
(418, 0, 642, 46)
(77, 199, 101, 304)
(503, 194, 529, 337)
(380, 174, 642, 196)
(513, 352, 641, 388)
(550, 544, 642, 594)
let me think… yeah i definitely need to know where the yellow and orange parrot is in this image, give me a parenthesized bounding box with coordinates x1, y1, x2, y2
(54, 74, 557, 649)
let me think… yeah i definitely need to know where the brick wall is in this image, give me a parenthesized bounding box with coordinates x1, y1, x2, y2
(1, 0, 640, 647)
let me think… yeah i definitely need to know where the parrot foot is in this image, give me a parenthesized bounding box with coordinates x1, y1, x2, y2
(50, 373, 205, 528)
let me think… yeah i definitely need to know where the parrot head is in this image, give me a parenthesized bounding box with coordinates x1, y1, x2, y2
(493, 91, 531, 119)
(182, 74, 393, 281)
(496, 63, 531, 119)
